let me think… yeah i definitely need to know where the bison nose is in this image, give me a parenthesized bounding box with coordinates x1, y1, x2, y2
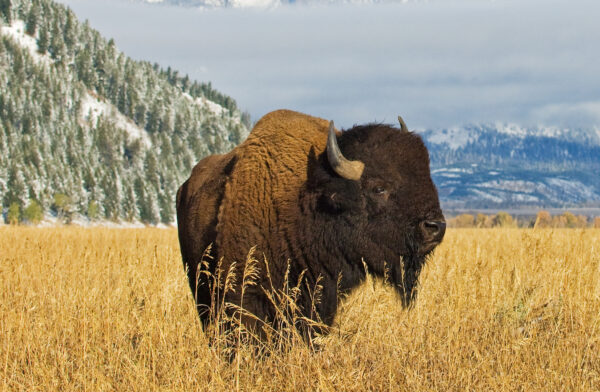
(420, 220, 446, 243)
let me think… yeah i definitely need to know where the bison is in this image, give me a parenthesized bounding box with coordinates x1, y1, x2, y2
(177, 109, 445, 338)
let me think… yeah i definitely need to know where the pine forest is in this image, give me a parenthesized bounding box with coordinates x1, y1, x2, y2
(0, 0, 250, 225)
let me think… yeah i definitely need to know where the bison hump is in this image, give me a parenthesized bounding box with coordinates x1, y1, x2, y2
(216, 109, 331, 264)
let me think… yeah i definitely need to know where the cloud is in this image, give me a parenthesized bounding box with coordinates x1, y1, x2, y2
(531, 101, 600, 129)
(58, 0, 600, 129)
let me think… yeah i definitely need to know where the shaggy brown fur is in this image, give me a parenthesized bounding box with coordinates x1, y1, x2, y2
(177, 109, 445, 337)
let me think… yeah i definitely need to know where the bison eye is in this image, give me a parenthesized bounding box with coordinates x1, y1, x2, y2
(373, 185, 386, 194)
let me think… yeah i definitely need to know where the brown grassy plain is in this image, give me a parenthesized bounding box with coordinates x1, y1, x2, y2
(1, 227, 599, 391)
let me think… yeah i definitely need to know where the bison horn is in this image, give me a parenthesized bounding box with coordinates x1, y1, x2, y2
(398, 116, 409, 132)
(326, 121, 365, 181)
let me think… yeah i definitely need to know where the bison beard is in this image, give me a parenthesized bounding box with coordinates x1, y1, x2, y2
(177, 109, 445, 343)
(392, 244, 426, 308)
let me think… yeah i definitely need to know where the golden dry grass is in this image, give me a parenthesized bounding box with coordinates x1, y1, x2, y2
(1, 227, 599, 391)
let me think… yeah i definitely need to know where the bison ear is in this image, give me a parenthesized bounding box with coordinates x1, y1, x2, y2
(318, 178, 362, 213)
(305, 148, 363, 213)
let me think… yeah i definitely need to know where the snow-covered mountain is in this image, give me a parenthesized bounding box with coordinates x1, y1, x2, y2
(139, 0, 421, 9)
(418, 124, 600, 209)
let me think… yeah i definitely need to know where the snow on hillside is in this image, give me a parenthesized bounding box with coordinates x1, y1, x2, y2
(432, 167, 474, 175)
(80, 92, 152, 147)
(493, 123, 565, 139)
(202, 97, 227, 115)
(0, 20, 52, 66)
(478, 179, 540, 194)
(1, 20, 234, 151)
(424, 126, 476, 150)
(2, 20, 156, 150)
(545, 178, 597, 201)
(421, 123, 600, 150)
(183, 92, 228, 116)
(229, 0, 281, 8)
(433, 165, 600, 208)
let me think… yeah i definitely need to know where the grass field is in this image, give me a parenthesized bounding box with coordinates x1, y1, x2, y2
(1, 227, 599, 391)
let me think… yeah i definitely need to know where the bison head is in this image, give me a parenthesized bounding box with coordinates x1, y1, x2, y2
(304, 118, 445, 307)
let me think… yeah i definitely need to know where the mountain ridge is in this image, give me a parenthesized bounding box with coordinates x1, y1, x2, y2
(416, 124, 600, 210)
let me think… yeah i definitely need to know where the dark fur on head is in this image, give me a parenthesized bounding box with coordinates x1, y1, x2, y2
(302, 123, 444, 307)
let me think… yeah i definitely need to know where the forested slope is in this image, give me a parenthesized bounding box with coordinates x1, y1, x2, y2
(0, 0, 249, 224)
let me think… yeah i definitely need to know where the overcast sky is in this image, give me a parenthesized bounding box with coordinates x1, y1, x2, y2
(57, 0, 600, 130)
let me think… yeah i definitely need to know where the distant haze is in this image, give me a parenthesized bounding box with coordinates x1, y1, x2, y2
(57, 0, 600, 129)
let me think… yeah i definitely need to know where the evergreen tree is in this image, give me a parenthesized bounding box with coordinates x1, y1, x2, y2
(37, 25, 48, 54)
(134, 177, 150, 223)
(134, 102, 147, 128)
(146, 191, 160, 225)
(121, 183, 137, 222)
(144, 150, 160, 189)
(25, 4, 39, 36)
(63, 11, 76, 50)
(75, 47, 96, 86)
(96, 117, 117, 165)
(0, 0, 11, 24)
(48, 21, 66, 64)
(158, 187, 174, 224)
(100, 171, 120, 220)
(4, 165, 27, 208)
